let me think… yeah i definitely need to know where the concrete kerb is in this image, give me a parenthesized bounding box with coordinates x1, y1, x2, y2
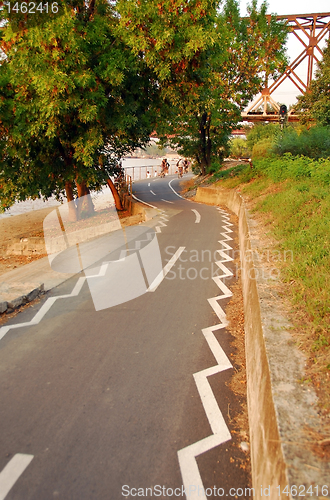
(195, 186, 329, 500)
(0, 283, 44, 314)
(0, 197, 159, 315)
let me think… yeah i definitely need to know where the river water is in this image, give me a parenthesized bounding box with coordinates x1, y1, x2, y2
(0, 157, 181, 219)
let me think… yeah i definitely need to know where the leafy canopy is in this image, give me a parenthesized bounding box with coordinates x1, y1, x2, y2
(296, 38, 330, 126)
(0, 0, 289, 208)
(0, 0, 155, 210)
(117, 0, 288, 174)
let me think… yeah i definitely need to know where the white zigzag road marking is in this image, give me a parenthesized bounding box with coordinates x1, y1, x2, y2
(155, 211, 169, 234)
(0, 222, 177, 341)
(1, 199, 169, 339)
(218, 241, 232, 252)
(0, 266, 108, 341)
(178, 208, 234, 500)
(0, 210, 171, 340)
(118, 232, 154, 257)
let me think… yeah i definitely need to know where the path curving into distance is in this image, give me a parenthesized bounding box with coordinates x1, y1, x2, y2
(0, 174, 250, 500)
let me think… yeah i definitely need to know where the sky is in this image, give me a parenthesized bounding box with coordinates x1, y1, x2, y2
(237, 0, 330, 106)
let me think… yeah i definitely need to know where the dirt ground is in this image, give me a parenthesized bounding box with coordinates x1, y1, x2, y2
(0, 207, 53, 276)
(186, 172, 330, 443)
(0, 206, 131, 277)
(225, 221, 251, 481)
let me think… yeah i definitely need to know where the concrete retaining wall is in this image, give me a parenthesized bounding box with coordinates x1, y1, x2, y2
(121, 192, 158, 221)
(6, 237, 47, 256)
(6, 198, 155, 257)
(195, 186, 329, 500)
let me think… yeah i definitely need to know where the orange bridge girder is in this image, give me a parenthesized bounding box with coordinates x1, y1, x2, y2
(241, 12, 330, 123)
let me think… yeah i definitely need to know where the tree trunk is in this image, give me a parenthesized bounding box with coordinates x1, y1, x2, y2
(197, 112, 213, 175)
(107, 177, 124, 211)
(206, 116, 212, 168)
(206, 137, 211, 167)
(76, 179, 95, 218)
(84, 185, 95, 215)
(65, 181, 78, 222)
(199, 112, 208, 176)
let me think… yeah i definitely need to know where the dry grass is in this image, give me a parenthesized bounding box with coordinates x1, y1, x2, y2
(185, 170, 330, 426)
(225, 215, 251, 477)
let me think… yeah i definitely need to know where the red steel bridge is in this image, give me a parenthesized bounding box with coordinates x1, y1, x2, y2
(241, 12, 330, 123)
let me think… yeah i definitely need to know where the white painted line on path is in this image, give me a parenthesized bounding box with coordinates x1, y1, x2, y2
(148, 182, 150, 187)
(161, 199, 174, 204)
(147, 246, 185, 292)
(150, 190, 156, 196)
(191, 209, 201, 223)
(168, 179, 185, 199)
(194, 365, 232, 436)
(0, 213, 172, 339)
(155, 220, 167, 233)
(154, 212, 169, 234)
(177, 209, 234, 500)
(131, 194, 158, 210)
(0, 268, 107, 340)
(0, 454, 34, 500)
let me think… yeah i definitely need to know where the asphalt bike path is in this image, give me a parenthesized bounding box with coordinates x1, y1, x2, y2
(0, 176, 250, 499)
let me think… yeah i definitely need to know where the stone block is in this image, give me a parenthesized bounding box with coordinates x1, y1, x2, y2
(0, 281, 44, 312)
(7, 295, 23, 309)
(0, 301, 8, 313)
(25, 284, 44, 302)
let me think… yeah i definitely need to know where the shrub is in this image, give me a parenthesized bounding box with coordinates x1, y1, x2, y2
(251, 138, 275, 159)
(274, 126, 330, 159)
(207, 158, 223, 174)
(253, 153, 330, 184)
(246, 123, 280, 151)
(212, 163, 248, 181)
(229, 137, 251, 158)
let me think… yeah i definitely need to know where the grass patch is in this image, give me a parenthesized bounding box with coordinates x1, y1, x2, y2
(211, 163, 247, 182)
(211, 155, 330, 413)
(252, 180, 330, 329)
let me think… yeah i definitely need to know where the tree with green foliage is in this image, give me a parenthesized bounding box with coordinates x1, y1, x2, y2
(0, 0, 289, 211)
(117, 0, 288, 175)
(246, 122, 280, 150)
(296, 38, 330, 126)
(0, 0, 156, 218)
(273, 126, 330, 159)
(229, 138, 251, 159)
(116, 0, 221, 175)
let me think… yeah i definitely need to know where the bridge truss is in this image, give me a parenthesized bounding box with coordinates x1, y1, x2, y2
(241, 12, 330, 123)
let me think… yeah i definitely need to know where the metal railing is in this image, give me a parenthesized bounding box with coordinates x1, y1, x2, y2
(123, 161, 178, 181)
